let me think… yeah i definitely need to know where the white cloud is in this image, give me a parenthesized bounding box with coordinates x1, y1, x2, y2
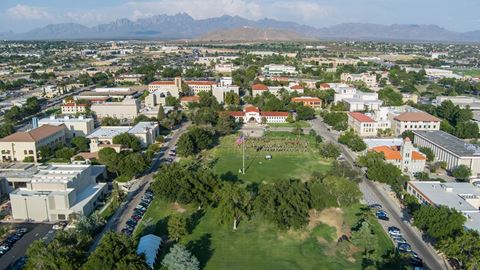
(6, 4, 53, 20)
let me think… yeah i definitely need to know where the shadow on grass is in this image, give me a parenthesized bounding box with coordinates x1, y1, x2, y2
(187, 233, 214, 269)
(188, 209, 205, 233)
(220, 171, 243, 184)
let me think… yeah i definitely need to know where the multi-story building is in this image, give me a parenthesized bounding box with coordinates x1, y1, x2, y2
(6, 164, 107, 221)
(61, 102, 87, 115)
(115, 74, 143, 84)
(186, 81, 218, 95)
(87, 122, 160, 152)
(261, 64, 297, 76)
(212, 85, 240, 104)
(291, 97, 322, 109)
(76, 87, 139, 101)
(215, 63, 236, 73)
(406, 181, 480, 231)
(251, 83, 304, 97)
(228, 106, 288, 124)
(180, 96, 200, 108)
(347, 112, 377, 137)
(90, 97, 140, 121)
(371, 138, 426, 174)
(340, 73, 377, 88)
(148, 77, 182, 98)
(0, 125, 67, 163)
(434, 96, 480, 111)
(392, 111, 440, 136)
(38, 116, 95, 139)
(413, 130, 480, 178)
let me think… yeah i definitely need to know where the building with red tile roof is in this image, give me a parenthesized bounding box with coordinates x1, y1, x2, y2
(0, 125, 67, 163)
(227, 106, 289, 124)
(371, 138, 426, 174)
(291, 96, 322, 109)
(392, 111, 440, 136)
(347, 112, 377, 137)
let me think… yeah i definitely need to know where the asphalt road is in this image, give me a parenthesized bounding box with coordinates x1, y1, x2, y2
(89, 121, 190, 251)
(309, 118, 448, 270)
(0, 223, 52, 270)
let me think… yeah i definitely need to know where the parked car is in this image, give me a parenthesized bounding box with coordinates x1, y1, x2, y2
(376, 210, 389, 221)
(368, 203, 382, 209)
(393, 236, 407, 244)
(388, 226, 401, 236)
(398, 243, 412, 252)
(131, 215, 141, 221)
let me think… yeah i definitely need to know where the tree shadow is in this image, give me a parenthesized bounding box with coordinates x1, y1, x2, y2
(220, 171, 243, 184)
(246, 182, 260, 195)
(187, 233, 214, 269)
(154, 216, 170, 237)
(187, 209, 205, 233)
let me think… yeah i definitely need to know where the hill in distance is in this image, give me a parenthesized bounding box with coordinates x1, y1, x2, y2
(2, 13, 480, 42)
(197, 27, 312, 42)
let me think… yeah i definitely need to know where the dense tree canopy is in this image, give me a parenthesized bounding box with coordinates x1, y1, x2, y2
(413, 205, 465, 240)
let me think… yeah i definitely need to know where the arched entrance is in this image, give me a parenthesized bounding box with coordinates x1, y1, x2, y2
(248, 117, 256, 123)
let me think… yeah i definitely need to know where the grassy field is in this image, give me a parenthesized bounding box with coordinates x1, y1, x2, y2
(453, 69, 480, 77)
(206, 133, 331, 183)
(268, 121, 311, 128)
(137, 200, 393, 270)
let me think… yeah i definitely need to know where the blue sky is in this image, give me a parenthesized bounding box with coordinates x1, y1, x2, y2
(1, 0, 479, 32)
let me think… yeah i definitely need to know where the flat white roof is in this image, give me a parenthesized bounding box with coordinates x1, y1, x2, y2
(129, 122, 158, 134)
(39, 116, 93, 123)
(87, 126, 132, 139)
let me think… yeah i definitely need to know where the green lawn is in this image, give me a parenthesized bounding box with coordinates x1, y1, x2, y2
(207, 134, 330, 183)
(268, 121, 311, 128)
(137, 200, 393, 270)
(453, 69, 480, 77)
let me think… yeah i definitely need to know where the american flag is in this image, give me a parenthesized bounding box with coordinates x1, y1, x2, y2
(236, 134, 245, 145)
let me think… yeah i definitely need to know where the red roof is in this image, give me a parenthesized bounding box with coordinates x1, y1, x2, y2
(261, 112, 289, 117)
(150, 81, 175, 85)
(245, 106, 260, 113)
(292, 97, 321, 102)
(271, 76, 290, 81)
(319, 83, 330, 89)
(372, 146, 426, 161)
(180, 96, 200, 102)
(252, 84, 269, 91)
(348, 112, 375, 123)
(186, 81, 217, 86)
(290, 85, 304, 90)
(62, 103, 86, 107)
(228, 111, 245, 117)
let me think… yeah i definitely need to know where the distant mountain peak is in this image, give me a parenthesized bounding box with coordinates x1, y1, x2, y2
(3, 13, 479, 42)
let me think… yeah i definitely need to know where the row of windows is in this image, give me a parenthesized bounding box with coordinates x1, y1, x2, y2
(402, 124, 438, 129)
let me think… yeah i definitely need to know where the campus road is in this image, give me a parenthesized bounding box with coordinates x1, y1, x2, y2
(89, 121, 190, 251)
(309, 118, 448, 270)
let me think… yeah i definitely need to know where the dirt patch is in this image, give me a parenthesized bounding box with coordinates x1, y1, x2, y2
(171, 202, 186, 213)
(309, 208, 345, 239)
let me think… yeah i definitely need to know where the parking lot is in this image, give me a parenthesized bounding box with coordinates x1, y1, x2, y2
(121, 189, 154, 236)
(0, 223, 52, 270)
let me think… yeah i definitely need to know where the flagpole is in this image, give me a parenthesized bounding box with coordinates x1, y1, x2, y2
(242, 136, 245, 174)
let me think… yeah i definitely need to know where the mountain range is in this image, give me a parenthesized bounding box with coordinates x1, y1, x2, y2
(2, 13, 480, 42)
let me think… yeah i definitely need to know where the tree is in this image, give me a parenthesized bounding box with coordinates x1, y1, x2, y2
(162, 244, 199, 270)
(401, 130, 415, 141)
(292, 123, 302, 136)
(216, 183, 251, 230)
(113, 133, 143, 152)
(378, 87, 403, 106)
(455, 121, 479, 139)
(101, 117, 121, 126)
(55, 147, 75, 160)
(98, 148, 120, 176)
(134, 114, 153, 124)
(177, 134, 196, 157)
(286, 114, 294, 123)
(157, 104, 166, 121)
(452, 165, 471, 182)
(322, 176, 362, 207)
(215, 114, 235, 135)
(318, 142, 341, 159)
(351, 221, 376, 256)
(25, 230, 91, 270)
(168, 216, 188, 242)
(189, 127, 213, 150)
(82, 232, 147, 270)
(440, 119, 456, 134)
(413, 205, 465, 240)
(255, 180, 311, 229)
(71, 137, 90, 152)
(419, 147, 435, 162)
(224, 92, 240, 105)
(338, 130, 367, 152)
(438, 230, 480, 270)
(295, 105, 315, 120)
(261, 116, 267, 125)
(0, 123, 14, 138)
(118, 152, 149, 178)
(38, 145, 52, 160)
(166, 96, 180, 107)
